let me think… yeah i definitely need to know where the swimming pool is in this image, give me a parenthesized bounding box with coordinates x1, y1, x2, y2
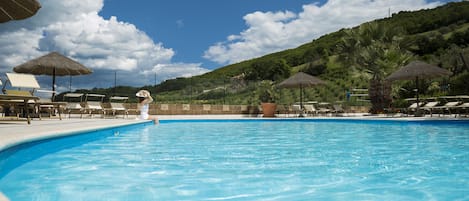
(0, 119, 468, 200)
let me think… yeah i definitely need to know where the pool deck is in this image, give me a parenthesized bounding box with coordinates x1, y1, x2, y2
(0, 118, 150, 150)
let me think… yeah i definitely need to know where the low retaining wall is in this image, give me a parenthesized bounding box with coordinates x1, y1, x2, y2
(61, 103, 369, 115)
(122, 103, 369, 115)
(124, 103, 261, 115)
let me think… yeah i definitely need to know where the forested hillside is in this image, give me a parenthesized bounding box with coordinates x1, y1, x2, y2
(75, 1, 469, 109)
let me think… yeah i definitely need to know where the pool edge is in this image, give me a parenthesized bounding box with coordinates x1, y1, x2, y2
(0, 120, 153, 153)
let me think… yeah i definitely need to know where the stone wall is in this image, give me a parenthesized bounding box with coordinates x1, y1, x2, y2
(123, 103, 369, 115)
(65, 103, 369, 116)
(124, 103, 263, 115)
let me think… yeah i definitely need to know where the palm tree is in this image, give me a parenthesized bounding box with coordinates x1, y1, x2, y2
(338, 22, 413, 113)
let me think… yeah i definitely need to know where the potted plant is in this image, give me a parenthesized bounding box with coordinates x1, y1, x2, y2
(258, 81, 277, 117)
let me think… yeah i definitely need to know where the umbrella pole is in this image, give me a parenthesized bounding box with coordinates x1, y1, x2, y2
(299, 85, 305, 117)
(415, 76, 422, 117)
(114, 71, 117, 95)
(69, 76, 72, 92)
(52, 68, 56, 101)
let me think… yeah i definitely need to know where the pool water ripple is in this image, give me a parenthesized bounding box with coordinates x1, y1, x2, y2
(0, 120, 468, 200)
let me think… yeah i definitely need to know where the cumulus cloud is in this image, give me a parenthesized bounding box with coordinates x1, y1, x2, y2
(0, 0, 454, 90)
(0, 0, 209, 90)
(203, 0, 445, 65)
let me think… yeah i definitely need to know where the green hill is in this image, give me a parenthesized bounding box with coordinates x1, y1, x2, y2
(76, 1, 469, 108)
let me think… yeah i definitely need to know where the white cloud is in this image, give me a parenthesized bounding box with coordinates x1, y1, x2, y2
(0, 0, 455, 90)
(0, 0, 210, 90)
(151, 63, 210, 78)
(203, 0, 445, 65)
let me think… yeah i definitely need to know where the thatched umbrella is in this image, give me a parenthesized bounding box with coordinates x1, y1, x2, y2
(386, 60, 452, 115)
(278, 72, 326, 117)
(0, 0, 41, 23)
(13, 52, 92, 99)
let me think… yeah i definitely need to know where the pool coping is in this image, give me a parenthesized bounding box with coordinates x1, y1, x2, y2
(0, 119, 153, 152)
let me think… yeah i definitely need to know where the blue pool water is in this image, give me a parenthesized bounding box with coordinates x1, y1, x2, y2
(0, 119, 468, 200)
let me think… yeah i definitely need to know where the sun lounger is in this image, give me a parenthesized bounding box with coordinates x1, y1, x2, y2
(453, 102, 469, 117)
(332, 104, 345, 116)
(303, 104, 317, 116)
(403, 101, 425, 116)
(0, 94, 39, 124)
(63, 93, 84, 118)
(275, 105, 292, 117)
(1, 73, 41, 123)
(4, 89, 61, 120)
(291, 104, 304, 117)
(442, 95, 469, 117)
(317, 102, 332, 116)
(420, 100, 440, 116)
(2, 73, 65, 121)
(30, 89, 66, 120)
(423, 96, 466, 117)
(83, 94, 105, 118)
(431, 99, 461, 117)
(407, 102, 420, 110)
(104, 96, 129, 118)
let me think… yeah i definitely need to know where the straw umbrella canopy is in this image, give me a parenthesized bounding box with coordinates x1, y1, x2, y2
(385, 60, 452, 115)
(13, 52, 92, 98)
(278, 72, 326, 116)
(0, 0, 41, 23)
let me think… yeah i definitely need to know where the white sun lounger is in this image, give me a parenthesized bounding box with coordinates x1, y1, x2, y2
(83, 94, 105, 118)
(303, 104, 317, 116)
(2, 73, 65, 121)
(105, 96, 129, 118)
(64, 93, 84, 118)
(421, 100, 440, 116)
(443, 95, 469, 117)
(453, 102, 469, 117)
(432, 101, 461, 116)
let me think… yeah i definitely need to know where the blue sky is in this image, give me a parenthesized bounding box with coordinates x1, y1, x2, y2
(100, 0, 324, 69)
(0, 0, 461, 91)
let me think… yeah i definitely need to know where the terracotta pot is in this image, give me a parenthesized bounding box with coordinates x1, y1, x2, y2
(261, 103, 277, 117)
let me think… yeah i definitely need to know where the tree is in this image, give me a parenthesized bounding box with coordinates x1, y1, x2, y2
(245, 59, 291, 81)
(303, 60, 327, 76)
(337, 22, 413, 113)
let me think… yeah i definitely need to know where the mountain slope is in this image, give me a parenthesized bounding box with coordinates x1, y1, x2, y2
(78, 2, 469, 105)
